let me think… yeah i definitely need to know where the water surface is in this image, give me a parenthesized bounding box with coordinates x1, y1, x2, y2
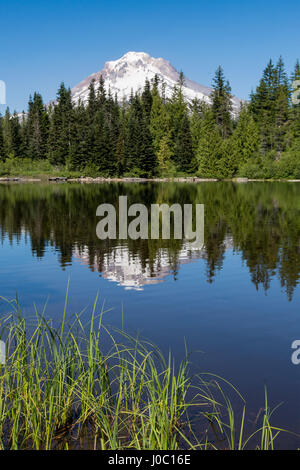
(1, 181, 300, 446)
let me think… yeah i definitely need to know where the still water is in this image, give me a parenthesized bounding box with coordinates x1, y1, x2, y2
(1, 181, 300, 444)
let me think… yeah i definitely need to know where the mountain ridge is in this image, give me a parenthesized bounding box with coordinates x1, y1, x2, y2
(71, 51, 242, 113)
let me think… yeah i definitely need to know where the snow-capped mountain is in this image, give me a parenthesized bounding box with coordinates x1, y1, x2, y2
(71, 51, 242, 114)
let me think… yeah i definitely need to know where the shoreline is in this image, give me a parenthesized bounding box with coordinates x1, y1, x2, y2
(0, 176, 300, 183)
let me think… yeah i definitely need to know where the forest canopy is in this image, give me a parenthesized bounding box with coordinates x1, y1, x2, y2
(1, 58, 300, 179)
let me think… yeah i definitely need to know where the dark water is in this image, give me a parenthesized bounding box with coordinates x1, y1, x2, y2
(1, 181, 300, 446)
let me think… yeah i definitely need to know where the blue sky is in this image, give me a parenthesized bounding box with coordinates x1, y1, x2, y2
(1, 0, 299, 112)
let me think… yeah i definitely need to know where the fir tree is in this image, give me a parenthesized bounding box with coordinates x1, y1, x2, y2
(189, 99, 210, 153)
(115, 119, 126, 176)
(231, 104, 260, 169)
(105, 88, 120, 173)
(150, 86, 171, 156)
(211, 66, 233, 138)
(67, 100, 89, 170)
(250, 58, 290, 156)
(93, 108, 112, 175)
(47, 83, 73, 165)
(157, 135, 175, 175)
(274, 57, 290, 154)
(0, 117, 5, 161)
(290, 60, 300, 145)
(196, 108, 223, 177)
(97, 75, 106, 107)
(141, 78, 153, 123)
(87, 79, 97, 121)
(2, 108, 21, 158)
(24, 92, 49, 160)
(168, 73, 194, 172)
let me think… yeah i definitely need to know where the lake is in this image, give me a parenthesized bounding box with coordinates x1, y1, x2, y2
(1, 181, 300, 447)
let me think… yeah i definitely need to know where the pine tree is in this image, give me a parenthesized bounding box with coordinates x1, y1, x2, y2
(211, 66, 233, 138)
(104, 88, 120, 174)
(67, 100, 89, 170)
(157, 135, 175, 175)
(24, 92, 49, 160)
(138, 117, 156, 177)
(274, 57, 290, 155)
(217, 138, 237, 178)
(231, 104, 260, 169)
(168, 73, 194, 172)
(174, 113, 194, 173)
(115, 118, 126, 176)
(2, 108, 21, 158)
(87, 79, 97, 121)
(47, 83, 73, 165)
(141, 78, 153, 123)
(97, 75, 106, 107)
(93, 108, 111, 175)
(290, 60, 300, 146)
(150, 85, 171, 156)
(0, 117, 5, 161)
(125, 94, 144, 173)
(125, 94, 156, 176)
(189, 99, 210, 153)
(196, 108, 223, 177)
(2, 108, 11, 157)
(250, 58, 291, 156)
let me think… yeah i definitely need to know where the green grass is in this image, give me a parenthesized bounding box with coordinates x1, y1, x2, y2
(0, 157, 187, 180)
(0, 294, 294, 450)
(0, 157, 81, 179)
(2, 156, 300, 181)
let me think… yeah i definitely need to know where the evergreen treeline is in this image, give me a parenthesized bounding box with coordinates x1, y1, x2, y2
(1, 57, 300, 178)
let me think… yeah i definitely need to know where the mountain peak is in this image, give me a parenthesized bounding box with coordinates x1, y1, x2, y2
(71, 52, 242, 113)
(105, 51, 151, 68)
(118, 51, 151, 60)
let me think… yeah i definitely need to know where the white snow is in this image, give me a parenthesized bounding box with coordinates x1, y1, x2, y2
(71, 51, 242, 113)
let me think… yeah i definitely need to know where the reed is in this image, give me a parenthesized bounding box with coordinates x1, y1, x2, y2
(0, 295, 293, 450)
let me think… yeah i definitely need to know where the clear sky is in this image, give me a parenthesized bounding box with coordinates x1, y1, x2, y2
(1, 0, 299, 112)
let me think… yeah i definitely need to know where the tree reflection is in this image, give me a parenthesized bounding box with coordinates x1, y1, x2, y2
(0, 181, 299, 299)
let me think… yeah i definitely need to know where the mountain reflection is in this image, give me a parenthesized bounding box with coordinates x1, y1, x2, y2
(0, 181, 299, 299)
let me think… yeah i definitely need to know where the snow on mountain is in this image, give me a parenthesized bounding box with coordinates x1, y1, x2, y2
(71, 51, 242, 114)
